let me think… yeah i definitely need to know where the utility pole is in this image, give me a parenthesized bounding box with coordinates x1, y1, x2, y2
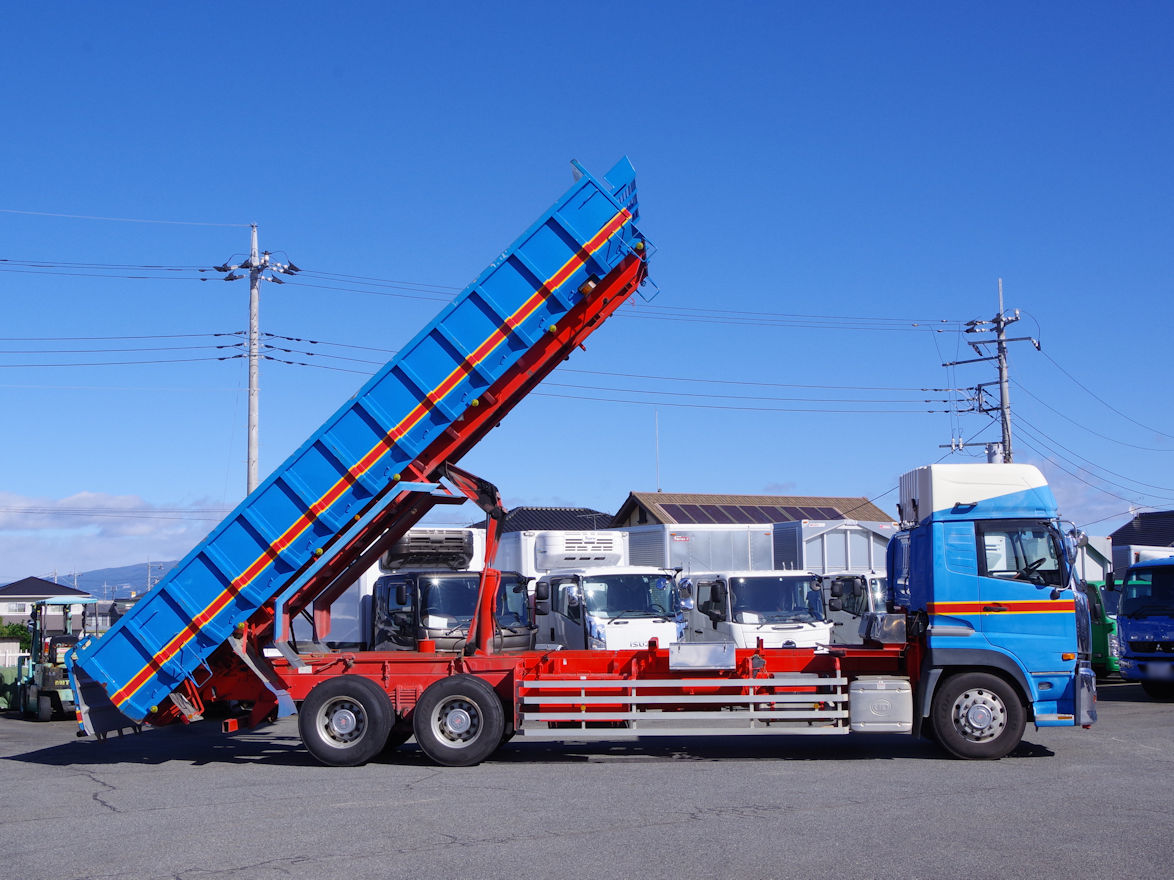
(941, 279, 1039, 463)
(247, 226, 261, 494)
(213, 228, 299, 495)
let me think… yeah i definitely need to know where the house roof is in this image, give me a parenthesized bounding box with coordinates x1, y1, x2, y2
(469, 506, 613, 533)
(1109, 511, 1174, 548)
(612, 492, 894, 527)
(0, 577, 91, 599)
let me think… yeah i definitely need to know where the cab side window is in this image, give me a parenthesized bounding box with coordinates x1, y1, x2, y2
(555, 578, 581, 623)
(976, 521, 1063, 586)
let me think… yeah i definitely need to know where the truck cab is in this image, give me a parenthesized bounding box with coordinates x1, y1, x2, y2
(1114, 557, 1174, 699)
(680, 570, 832, 648)
(891, 463, 1096, 749)
(536, 567, 682, 650)
(371, 570, 535, 652)
(821, 571, 889, 644)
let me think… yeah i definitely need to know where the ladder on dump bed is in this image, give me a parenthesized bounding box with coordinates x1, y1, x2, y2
(68, 158, 651, 733)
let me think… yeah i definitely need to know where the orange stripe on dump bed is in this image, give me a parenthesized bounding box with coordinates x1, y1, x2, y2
(109, 208, 633, 710)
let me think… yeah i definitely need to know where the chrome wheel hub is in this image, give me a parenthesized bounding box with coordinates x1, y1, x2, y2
(950, 686, 1007, 742)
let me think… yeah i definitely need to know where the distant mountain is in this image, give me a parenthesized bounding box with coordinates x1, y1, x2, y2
(43, 561, 179, 600)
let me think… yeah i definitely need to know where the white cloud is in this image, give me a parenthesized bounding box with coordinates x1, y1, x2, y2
(0, 492, 226, 581)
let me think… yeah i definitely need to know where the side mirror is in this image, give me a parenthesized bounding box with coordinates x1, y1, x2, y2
(395, 583, 408, 606)
(534, 582, 550, 601)
(828, 598, 844, 612)
(567, 586, 581, 607)
(852, 579, 864, 597)
(829, 581, 843, 598)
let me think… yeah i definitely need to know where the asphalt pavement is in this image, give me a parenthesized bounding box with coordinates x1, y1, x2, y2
(0, 679, 1170, 880)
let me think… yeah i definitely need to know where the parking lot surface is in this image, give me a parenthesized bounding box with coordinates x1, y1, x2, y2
(0, 679, 1171, 880)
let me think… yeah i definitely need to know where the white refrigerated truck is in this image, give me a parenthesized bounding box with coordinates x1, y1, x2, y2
(620, 523, 832, 648)
(496, 529, 683, 650)
(679, 569, 833, 648)
(772, 519, 897, 644)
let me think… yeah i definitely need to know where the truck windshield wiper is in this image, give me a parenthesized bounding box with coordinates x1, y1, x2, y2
(610, 609, 662, 620)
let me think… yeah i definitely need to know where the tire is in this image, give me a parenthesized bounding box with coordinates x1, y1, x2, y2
(37, 694, 53, 722)
(298, 676, 392, 767)
(931, 672, 1025, 760)
(412, 675, 505, 767)
(1141, 681, 1174, 701)
(382, 720, 414, 753)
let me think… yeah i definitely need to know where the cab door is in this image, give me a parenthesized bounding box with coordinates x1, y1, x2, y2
(549, 576, 586, 649)
(975, 520, 1075, 665)
(371, 575, 416, 649)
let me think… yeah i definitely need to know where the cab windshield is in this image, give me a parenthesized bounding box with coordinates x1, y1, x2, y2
(420, 573, 532, 627)
(729, 576, 824, 624)
(581, 574, 676, 619)
(1120, 569, 1174, 619)
(420, 574, 478, 624)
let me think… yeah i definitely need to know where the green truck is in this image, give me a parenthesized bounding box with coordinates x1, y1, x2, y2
(1078, 580, 1120, 677)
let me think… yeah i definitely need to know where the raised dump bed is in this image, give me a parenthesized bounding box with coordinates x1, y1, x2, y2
(69, 158, 648, 728)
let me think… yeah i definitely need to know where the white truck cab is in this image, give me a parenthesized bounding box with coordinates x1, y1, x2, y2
(681, 570, 832, 649)
(535, 566, 683, 650)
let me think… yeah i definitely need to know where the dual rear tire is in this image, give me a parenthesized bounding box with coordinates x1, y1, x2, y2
(298, 674, 506, 767)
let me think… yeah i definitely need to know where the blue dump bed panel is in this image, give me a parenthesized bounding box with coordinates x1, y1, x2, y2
(71, 158, 645, 722)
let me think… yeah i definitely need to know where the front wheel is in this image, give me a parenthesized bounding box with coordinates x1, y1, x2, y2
(412, 675, 505, 767)
(37, 694, 53, 722)
(931, 672, 1025, 760)
(298, 676, 392, 767)
(1141, 681, 1174, 701)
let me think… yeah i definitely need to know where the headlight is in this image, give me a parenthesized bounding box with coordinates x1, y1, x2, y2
(1108, 634, 1121, 658)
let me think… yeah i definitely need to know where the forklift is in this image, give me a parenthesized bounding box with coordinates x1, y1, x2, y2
(17, 597, 96, 721)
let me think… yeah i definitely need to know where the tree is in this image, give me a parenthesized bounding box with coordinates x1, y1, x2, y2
(0, 622, 32, 653)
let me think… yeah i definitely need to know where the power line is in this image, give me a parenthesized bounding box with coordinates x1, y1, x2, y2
(0, 355, 241, 368)
(1015, 413, 1174, 495)
(1013, 381, 1173, 452)
(1039, 348, 1174, 441)
(0, 208, 249, 227)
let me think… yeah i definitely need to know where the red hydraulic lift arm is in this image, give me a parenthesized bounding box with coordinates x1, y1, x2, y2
(441, 462, 507, 656)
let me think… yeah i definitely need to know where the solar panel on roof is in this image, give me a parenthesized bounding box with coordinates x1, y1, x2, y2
(817, 506, 843, 519)
(722, 506, 754, 524)
(679, 503, 718, 523)
(774, 506, 810, 521)
(739, 505, 776, 523)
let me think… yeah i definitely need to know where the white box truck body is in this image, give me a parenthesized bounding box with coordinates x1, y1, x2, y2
(500, 530, 683, 650)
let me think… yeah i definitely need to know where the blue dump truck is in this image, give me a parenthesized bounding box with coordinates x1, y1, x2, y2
(65, 160, 1093, 767)
(1113, 556, 1174, 700)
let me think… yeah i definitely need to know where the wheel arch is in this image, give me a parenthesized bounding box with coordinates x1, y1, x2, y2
(919, 648, 1033, 722)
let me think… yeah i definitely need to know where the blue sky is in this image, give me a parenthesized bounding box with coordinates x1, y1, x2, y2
(2, 2, 1172, 581)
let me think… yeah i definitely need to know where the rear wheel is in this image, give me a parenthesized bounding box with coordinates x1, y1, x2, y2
(931, 672, 1025, 760)
(412, 675, 505, 767)
(298, 677, 392, 767)
(37, 694, 53, 722)
(1141, 681, 1174, 701)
